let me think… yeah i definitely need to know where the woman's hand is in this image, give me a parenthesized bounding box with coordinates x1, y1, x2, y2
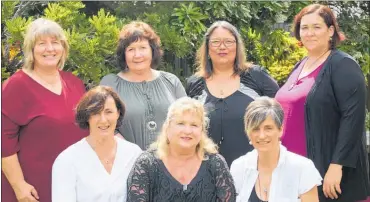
(12, 180, 39, 202)
(323, 164, 342, 199)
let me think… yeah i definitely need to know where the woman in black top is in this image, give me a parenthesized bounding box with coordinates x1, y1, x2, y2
(186, 21, 279, 166)
(127, 97, 236, 202)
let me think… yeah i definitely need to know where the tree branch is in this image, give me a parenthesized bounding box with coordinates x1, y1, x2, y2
(12, 1, 33, 19)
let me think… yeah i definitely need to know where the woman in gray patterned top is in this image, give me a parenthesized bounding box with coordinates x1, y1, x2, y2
(127, 97, 236, 202)
(100, 21, 186, 149)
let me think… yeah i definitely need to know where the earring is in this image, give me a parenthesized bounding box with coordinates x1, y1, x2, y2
(249, 141, 252, 145)
(297, 40, 303, 47)
(207, 54, 210, 59)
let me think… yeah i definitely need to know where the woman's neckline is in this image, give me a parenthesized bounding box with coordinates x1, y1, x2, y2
(117, 69, 161, 84)
(21, 69, 64, 96)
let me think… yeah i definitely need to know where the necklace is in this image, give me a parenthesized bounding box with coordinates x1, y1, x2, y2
(289, 49, 330, 91)
(258, 174, 268, 202)
(87, 137, 117, 166)
(103, 159, 112, 165)
(32, 70, 60, 84)
(166, 156, 200, 185)
(98, 148, 116, 165)
(300, 49, 330, 78)
(30, 70, 61, 92)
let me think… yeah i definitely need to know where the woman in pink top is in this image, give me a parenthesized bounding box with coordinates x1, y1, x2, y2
(275, 4, 369, 202)
(1, 18, 88, 202)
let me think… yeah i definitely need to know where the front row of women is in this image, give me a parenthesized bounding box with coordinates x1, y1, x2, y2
(52, 85, 320, 202)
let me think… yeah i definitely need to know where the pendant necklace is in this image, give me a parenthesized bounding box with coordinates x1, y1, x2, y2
(258, 174, 268, 202)
(299, 49, 330, 79)
(289, 49, 330, 90)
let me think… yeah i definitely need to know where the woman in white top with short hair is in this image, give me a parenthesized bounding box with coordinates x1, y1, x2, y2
(230, 97, 322, 202)
(52, 86, 142, 202)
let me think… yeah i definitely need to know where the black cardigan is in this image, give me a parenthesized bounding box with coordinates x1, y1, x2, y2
(299, 50, 370, 202)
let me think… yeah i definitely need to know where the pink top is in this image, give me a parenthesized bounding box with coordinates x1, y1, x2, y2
(275, 59, 324, 157)
(1, 70, 88, 202)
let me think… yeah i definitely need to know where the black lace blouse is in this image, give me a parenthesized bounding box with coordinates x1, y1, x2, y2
(127, 151, 236, 202)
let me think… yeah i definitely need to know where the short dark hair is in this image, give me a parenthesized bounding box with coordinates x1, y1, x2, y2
(116, 21, 163, 71)
(75, 86, 125, 129)
(293, 4, 345, 49)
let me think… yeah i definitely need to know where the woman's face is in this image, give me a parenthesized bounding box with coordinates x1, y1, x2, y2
(33, 35, 64, 69)
(208, 27, 237, 68)
(300, 12, 334, 52)
(125, 39, 153, 72)
(167, 111, 203, 151)
(248, 116, 282, 153)
(88, 96, 120, 137)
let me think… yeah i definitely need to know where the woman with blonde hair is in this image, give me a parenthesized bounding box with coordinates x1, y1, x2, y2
(2, 18, 87, 202)
(127, 97, 236, 202)
(186, 21, 279, 166)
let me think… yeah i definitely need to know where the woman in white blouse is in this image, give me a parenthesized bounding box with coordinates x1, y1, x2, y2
(52, 86, 142, 202)
(230, 97, 322, 202)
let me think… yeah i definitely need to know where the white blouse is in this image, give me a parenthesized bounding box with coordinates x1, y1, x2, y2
(52, 137, 142, 202)
(230, 145, 322, 202)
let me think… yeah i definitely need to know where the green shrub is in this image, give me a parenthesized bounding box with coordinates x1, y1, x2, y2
(1, 2, 120, 85)
(242, 28, 306, 85)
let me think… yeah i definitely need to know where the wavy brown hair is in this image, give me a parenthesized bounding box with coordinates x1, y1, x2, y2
(75, 86, 125, 130)
(195, 21, 252, 78)
(116, 21, 163, 71)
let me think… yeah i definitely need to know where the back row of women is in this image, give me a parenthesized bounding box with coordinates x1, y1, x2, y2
(2, 3, 369, 202)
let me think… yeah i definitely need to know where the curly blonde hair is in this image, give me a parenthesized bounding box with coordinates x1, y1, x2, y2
(23, 18, 69, 71)
(150, 97, 218, 160)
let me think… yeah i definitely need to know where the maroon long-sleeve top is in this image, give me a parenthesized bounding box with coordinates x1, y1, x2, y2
(1, 70, 88, 202)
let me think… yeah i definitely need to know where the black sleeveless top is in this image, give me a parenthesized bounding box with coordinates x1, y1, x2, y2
(249, 185, 268, 202)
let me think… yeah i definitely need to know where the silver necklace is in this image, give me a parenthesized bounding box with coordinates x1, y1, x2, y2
(32, 70, 60, 84)
(289, 50, 330, 91)
(300, 50, 330, 78)
(258, 174, 268, 201)
(87, 137, 117, 166)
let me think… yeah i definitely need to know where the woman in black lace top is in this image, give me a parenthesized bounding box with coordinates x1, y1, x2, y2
(127, 97, 236, 202)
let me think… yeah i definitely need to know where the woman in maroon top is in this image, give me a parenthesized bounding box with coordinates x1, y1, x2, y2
(1, 18, 88, 202)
